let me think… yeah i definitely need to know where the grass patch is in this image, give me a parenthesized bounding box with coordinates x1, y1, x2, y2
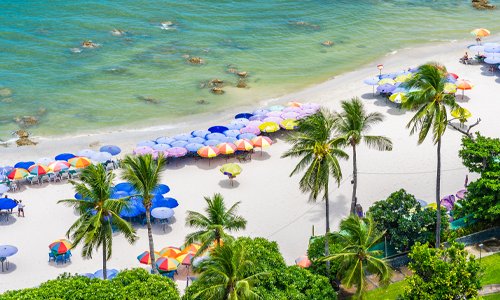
(482, 293, 500, 300)
(364, 281, 406, 300)
(480, 253, 500, 286)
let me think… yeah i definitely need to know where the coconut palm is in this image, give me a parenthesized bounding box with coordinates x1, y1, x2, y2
(58, 164, 137, 279)
(402, 63, 461, 247)
(191, 241, 268, 300)
(321, 215, 390, 299)
(282, 109, 348, 271)
(333, 97, 392, 215)
(122, 154, 166, 273)
(185, 193, 246, 255)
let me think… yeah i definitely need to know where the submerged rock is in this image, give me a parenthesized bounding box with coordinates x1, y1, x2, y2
(196, 99, 209, 105)
(209, 79, 224, 87)
(211, 87, 224, 95)
(82, 40, 100, 48)
(0, 88, 13, 97)
(321, 40, 334, 47)
(14, 130, 37, 146)
(14, 115, 39, 127)
(236, 79, 248, 88)
(472, 0, 496, 9)
(187, 56, 204, 64)
(237, 71, 248, 78)
(111, 29, 126, 36)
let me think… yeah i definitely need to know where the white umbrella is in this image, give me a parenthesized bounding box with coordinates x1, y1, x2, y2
(36, 157, 53, 165)
(91, 152, 112, 163)
(151, 207, 174, 219)
(0, 184, 9, 194)
(77, 149, 95, 158)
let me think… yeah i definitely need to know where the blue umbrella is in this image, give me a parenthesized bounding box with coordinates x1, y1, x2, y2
(77, 149, 95, 157)
(191, 130, 211, 138)
(484, 44, 500, 53)
(170, 140, 188, 148)
(163, 198, 179, 208)
(55, 153, 76, 161)
(156, 137, 176, 144)
(206, 133, 226, 141)
(152, 197, 179, 209)
(225, 123, 245, 130)
(253, 109, 269, 115)
(114, 182, 135, 193)
(81, 273, 95, 279)
(152, 144, 171, 151)
(235, 113, 253, 119)
(380, 73, 398, 79)
(417, 199, 428, 207)
(224, 130, 241, 137)
(377, 84, 396, 94)
(137, 140, 156, 147)
(173, 133, 192, 141)
(0, 166, 13, 175)
(0, 198, 17, 210)
(0, 245, 18, 258)
(187, 137, 205, 144)
(153, 184, 170, 195)
(249, 115, 266, 121)
(203, 140, 221, 146)
(14, 161, 35, 169)
(208, 126, 228, 133)
(100, 145, 121, 156)
(185, 143, 204, 152)
(94, 269, 119, 280)
(231, 118, 250, 125)
(75, 193, 82, 200)
(151, 207, 174, 219)
(111, 191, 129, 199)
(120, 206, 142, 218)
(221, 136, 237, 143)
(392, 87, 408, 93)
(237, 133, 257, 140)
(363, 77, 380, 85)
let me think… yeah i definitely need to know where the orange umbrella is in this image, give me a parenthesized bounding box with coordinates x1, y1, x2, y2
(159, 246, 181, 257)
(251, 136, 272, 148)
(197, 146, 219, 158)
(156, 257, 180, 272)
(287, 101, 302, 107)
(456, 79, 473, 99)
(68, 157, 91, 168)
(137, 251, 161, 265)
(217, 142, 236, 155)
(176, 252, 195, 265)
(181, 243, 201, 254)
(7, 168, 29, 180)
(295, 255, 311, 268)
(234, 139, 254, 151)
(471, 28, 490, 37)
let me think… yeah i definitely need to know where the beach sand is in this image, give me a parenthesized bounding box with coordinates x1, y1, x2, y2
(1, 36, 499, 293)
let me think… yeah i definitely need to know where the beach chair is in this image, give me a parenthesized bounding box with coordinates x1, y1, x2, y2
(10, 181, 18, 191)
(39, 175, 50, 184)
(27, 176, 39, 185)
(48, 252, 56, 262)
(59, 171, 70, 180)
(63, 251, 72, 263)
(49, 173, 60, 182)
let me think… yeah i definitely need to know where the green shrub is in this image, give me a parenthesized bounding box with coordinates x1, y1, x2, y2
(307, 234, 342, 284)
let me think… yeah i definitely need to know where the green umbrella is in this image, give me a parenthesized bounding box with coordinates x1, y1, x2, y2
(220, 163, 242, 186)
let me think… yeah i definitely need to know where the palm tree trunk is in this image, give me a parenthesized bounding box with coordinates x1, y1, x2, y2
(102, 238, 107, 280)
(350, 144, 358, 215)
(325, 192, 331, 274)
(435, 138, 442, 248)
(145, 203, 157, 274)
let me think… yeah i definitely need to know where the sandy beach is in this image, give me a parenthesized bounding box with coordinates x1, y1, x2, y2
(1, 36, 499, 293)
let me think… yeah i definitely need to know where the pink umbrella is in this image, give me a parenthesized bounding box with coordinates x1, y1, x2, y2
(266, 111, 283, 117)
(263, 116, 283, 123)
(231, 118, 249, 125)
(246, 120, 263, 127)
(281, 112, 300, 119)
(301, 108, 317, 114)
(166, 147, 188, 158)
(283, 106, 302, 113)
(249, 115, 266, 121)
(240, 126, 260, 135)
(456, 189, 467, 200)
(301, 103, 320, 110)
(134, 146, 154, 155)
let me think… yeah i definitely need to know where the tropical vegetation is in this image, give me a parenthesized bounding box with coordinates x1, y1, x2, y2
(122, 154, 166, 273)
(459, 133, 500, 174)
(307, 234, 343, 286)
(402, 63, 463, 247)
(58, 164, 137, 279)
(333, 97, 392, 214)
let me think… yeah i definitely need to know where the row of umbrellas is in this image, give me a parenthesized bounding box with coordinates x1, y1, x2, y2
(137, 243, 205, 271)
(468, 42, 500, 65)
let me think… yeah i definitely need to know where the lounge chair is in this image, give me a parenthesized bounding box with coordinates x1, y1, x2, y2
(26, 176, 39, 185)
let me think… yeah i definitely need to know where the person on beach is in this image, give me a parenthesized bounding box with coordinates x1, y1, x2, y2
(17, 200, 25, 217)
(355, 203, 364, 218)
(460, 52, 469, 64)
(476, 37, 481, 45)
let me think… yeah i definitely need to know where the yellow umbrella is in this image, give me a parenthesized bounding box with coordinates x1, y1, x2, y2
(388, 92, 407, 104)
(68, 157, 91, 168)
(220, 163, 242, 177)
(426, 203, 437, 210)
(394, 74, 412, 83)
(378, 78, 395, 85)
(451, 107, 472, 121)
(251, 136, 272, 149)
(471, 28, 490, 37)
(234, 139, 253, 151)
(444, 83, 457, 94)
(280, 119, 298, 130)
(258, 121, 280, 133)
(160, 247, 181, 258)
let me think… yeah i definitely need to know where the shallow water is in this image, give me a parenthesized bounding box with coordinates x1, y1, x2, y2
(0, 0, 498, 139)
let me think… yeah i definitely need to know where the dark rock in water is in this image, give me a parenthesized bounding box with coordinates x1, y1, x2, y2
(237, 71, 248, 78)
(14, 116, 39, 128)
(321, 40, 334, 47)
(136, 96, 160, 104)
(0, 88, 13, 97)
(14, 130, 37, 146)
(196, 99, 209, 105)
(209, 79, 224, 88)
(187, 56, 204, 64)
(472, 0, 496, 9)
(211, 87, 224, 95)
(236, 79, 248, 88)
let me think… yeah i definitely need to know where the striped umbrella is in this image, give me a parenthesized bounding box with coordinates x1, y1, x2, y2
(251, 136, 273, 148)
(234, 139, 254, 151)
(7, 168, 29, 180)
(259, 121, 280, 133)
(28, 164, 49, 176)
(156, 257, 180, 271)
(456, 79, 473, 99)
(471, 28, 490, 37)
(197, 146, 219, 158)
(181, 243, 201, 254)
(389, 92, 407, 104)
(217, 143, 236, 155)
(280, 119, 298, 130)
(49, 161, 70, 172)
(68, 157, 91, 168)
(160, 246, 181, 258)
(49, 239, 72, 254)
(240, 126, 260, 135)
(137, 251, 161, 265)
(176, 252, 195, 266)
(295, 255, 311, 268)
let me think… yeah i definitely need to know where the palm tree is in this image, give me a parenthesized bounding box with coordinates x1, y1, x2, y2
(321, 215, 390, 299)
(282, 109, 348, 272)
(185, 193, 246, 255)
(58, 164, 137, 279)
(333, 97, 393, 215)
(191, 241, 268, 299)
(402, 63, 461, 247)
(122, 154, 166, 273)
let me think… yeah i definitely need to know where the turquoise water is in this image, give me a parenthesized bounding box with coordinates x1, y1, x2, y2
(0, 0, 499, 139)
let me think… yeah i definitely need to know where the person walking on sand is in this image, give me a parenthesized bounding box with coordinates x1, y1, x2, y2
(17, 200, 25, 217)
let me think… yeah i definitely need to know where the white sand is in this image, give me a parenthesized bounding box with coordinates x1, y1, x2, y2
(1, 36, 499, 293)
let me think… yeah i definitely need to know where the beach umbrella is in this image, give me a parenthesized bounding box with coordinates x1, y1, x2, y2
(249, 115, 266, 121)
(471, 28, 490, 37)
(156, 257, 180, 272)
(240, 126, 260, 135)
(223, 130, 241, 138)
(252, 136, 273, 149)
(235, 113, 253, 119)
(191, 130, 210, 139)
(259, 121, 280, 133)
(226, 123, 246, 130)
(114, 182, 135, 193)
(203, 139, 221, 147)
(484, 56, 500, 64)
(217, 143, 237, 155)
(176, 252, 195, 265)
(266, 111, 283, 117)
(263, 116, 283, 124)
(416, 199, 428, 207)
(280, 119, 298, 130)
(268, 105, 285, 111)
(208, 126, 229, 134)
(364, 77, 380, 94)
(185, 143, 204, 152)
(378, 78, 396, 85)
(283, 106, 302, 113)
(0, 184, 9, 195)
(451, 107, 472, 121)
(456, 189, 467, 200)
(14, 161, 35, 169)
(151, 207, 175, 219)
(380, 73, 398, 79)
(160, 247, 181, 257)
(152, 184, 170, 195)
(165, 147, 188, 158)
(120, 202, 144, 218)
(181, 243, 201, 254)
(253, 108, 269, 115)
(231, 118, 250, 125)
(77, 149, 95, 157)
(152, 143, 171, 151)
(444, 82, 457, 94)
(394, 74, 412, 83)
(246, 120, 263, 127)
(91, 152, 112, 163)
(376, 84, 396, 94)
(281, 112, 300, 120)
(388, 92, 407, 104)
(156, 137, 176, 144)
(234, 139, 254, 151)
(110, 191, 129, 199)
(7, 168, 29, 180)
(206, 132, 227, 141)
(238, 133, 257, 140)
(0, 198, 17, 210)
(220, 163, 242, 177)
(173, 133, 192, 141)
(134, 146, 154, 155)
(455, 79, 473, 99)
(100, 145, 121, 156)
(295, 255, 311, 268)
(37, 157, 53, 166)
(55, 153, 75, 161)
(0, 245, 18, 258)
(222, 136, 237, 143)
(484, 44, 500, 53)
(0, 166, 13, 175)
(152, 197, 179, 209)
(28, 164, 49, 176)
(49, 239, 72, 254)
(137, 140, 156, 147)
(468, 45, 485, 54)
(197, 146, 219, 158)
(187, 137, 206, 144)
(301, 103, 320, 110)
(287, 101, 302, 107)
(94, 269, 118, 280)
(170, 140, 189, 148)
(68, 157, 91, 168)
(137, 251, 161, 265)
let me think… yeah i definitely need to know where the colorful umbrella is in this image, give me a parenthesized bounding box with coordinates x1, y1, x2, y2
(251, 136, 273, 148)
(7, 168, 29, 180)
(217, 143, 236, 155)
(156, 257, 180, 271)
(240, 126, 260, 135)
(287, 101, 302, 107)
(378, 78, 396, 85)
(137, 251, 161, 265)
(455, 79, 473, 99)
(389, 92, 407, 104)
(220, 163, 242, 177)
(49, 239, 72, 254)
(181, 243, 201, 254)
(259, 122, 280, 133)
(68, 157, 91, 168)
(28, 164, 49, 176)
(268, 105, 285, 111)
(134, 146, 154, 155)
(197, 146, 219, 158)
(280, 119, 298, 130)
(234, 139, 254, 151)
(176, 252, 195, 265)
(444, 83, 457, 94)
(281, 112, 300, 120)
(451, 107, 472, 121)
(160, 247, 181, 257)
(394, 74, 412, 83)
(471, 28, 490, 37)
(295, 255, 312, 268)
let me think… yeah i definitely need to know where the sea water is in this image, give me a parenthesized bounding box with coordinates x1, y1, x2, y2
(0, 0, 498, 139)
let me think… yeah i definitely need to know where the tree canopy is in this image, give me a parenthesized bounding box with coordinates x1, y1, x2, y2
(459, 133, 500, 174)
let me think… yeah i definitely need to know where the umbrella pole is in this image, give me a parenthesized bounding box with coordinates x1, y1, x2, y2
(372, 85, 374, 96)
